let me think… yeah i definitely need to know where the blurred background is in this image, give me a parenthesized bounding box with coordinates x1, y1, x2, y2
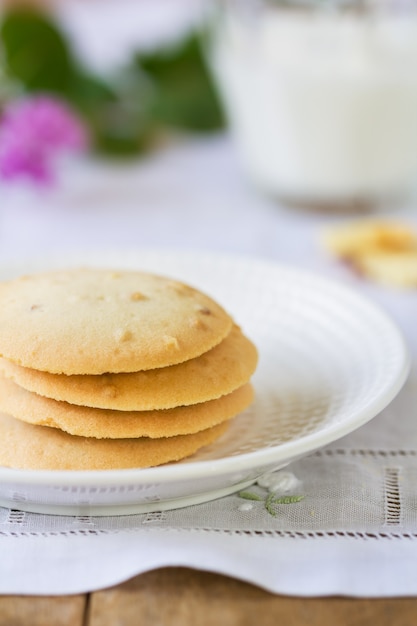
(0, 0, 223, 157)
(0, 0, 416, 291)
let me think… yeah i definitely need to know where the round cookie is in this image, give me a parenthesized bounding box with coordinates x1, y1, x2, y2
(0, 376, 253, 438)
(0, 268, 233, 374)
(0, 325, 258, 410)
(0, 412, 229, 470)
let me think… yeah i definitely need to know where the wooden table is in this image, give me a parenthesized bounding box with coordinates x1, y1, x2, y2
(1, 568, 416, 626)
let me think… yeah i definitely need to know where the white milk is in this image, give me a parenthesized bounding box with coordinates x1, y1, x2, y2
(209, 6, 417, 205)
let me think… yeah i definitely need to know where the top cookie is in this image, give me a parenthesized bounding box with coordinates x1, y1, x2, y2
(0, 268, 234, 374)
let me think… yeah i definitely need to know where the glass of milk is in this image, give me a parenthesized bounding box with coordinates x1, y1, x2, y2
(207, 0, 417, 211)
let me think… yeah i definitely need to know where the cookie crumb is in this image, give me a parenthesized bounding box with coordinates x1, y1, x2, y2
(163, 335, 180, 350)
(190, 317, 207, 331)
(114, 328, 133, 343)
(130, 291, 147, 301)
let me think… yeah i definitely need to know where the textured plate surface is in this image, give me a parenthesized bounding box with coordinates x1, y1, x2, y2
(0, 250, 410, 515)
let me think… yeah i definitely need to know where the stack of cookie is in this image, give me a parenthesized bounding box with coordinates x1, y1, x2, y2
(0, 268, 257, 470)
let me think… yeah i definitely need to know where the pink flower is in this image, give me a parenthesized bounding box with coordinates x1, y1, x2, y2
(0, 95, 88, 185)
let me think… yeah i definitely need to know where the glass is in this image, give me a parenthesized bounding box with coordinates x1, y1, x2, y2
(206, 0, 417, 211)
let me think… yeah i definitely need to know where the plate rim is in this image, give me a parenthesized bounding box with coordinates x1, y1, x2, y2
(0, 247, 411, 487)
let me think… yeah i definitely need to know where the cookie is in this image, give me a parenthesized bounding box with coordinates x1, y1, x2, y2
(0, 268, 233, 374)
(322, 220, 417, 258)
(322, 220, 417, 288)
(0, 376, 253, 438)
(353, 251, 417, 288)
(0, 412, 229, 470)
(0, 325, 258, 410)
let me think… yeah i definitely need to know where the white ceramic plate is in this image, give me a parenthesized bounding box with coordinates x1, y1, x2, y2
(0, 250, 410, 516)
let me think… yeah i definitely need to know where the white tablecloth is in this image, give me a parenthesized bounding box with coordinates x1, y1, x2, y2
(1, 135, 417, 596)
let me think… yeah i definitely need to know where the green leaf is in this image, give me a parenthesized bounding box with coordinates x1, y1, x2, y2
(265, 493, 278, 516)
(238, 491, 263, 501)
(69, 71, 152, 156)
(271, 495, 305, 505)
(0, 7, 75, 94)
(135, 32, 225, 132)
(264, 493, 305, 517)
